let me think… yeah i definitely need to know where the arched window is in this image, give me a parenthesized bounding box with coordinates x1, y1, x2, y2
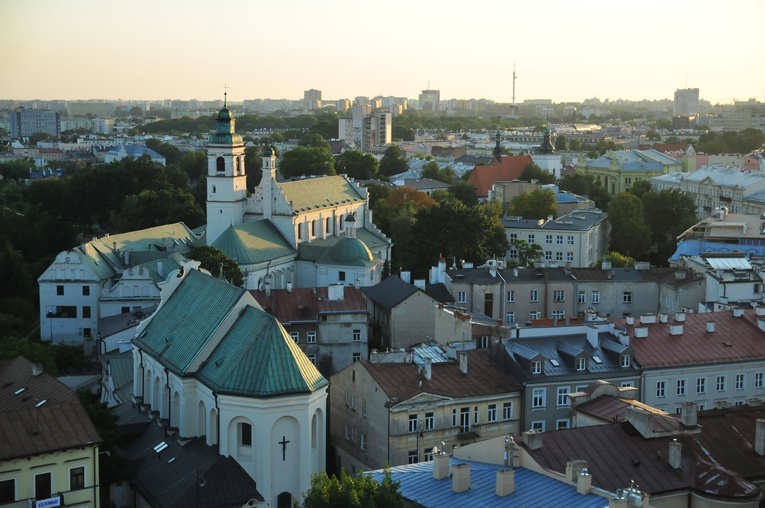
(216, 156, 225, 173)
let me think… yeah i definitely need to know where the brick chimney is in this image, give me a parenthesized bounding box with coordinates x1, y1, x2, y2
(679, 402, 698, 427)
(669, 439, 682, 469)
(566, 459, 588, 483)
(452, 463, 471, 493)
(495, 468, 515, 497)
(458, 351, 468, 375)
(577, 468, 592, 495)
(523, 430, 543, 450)
(756, 419, 765, 456)
(424, 358, 432, 381)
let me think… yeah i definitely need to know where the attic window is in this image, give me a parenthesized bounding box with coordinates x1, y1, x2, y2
(35, 399, 47, 408)
(549, 359, 560, 367)
(576, 358, 586, 371)
(592, 356, 603, 364)
(531, 361, 542, 374)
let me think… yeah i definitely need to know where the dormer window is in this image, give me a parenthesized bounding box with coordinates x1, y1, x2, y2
(576, 358, 586, 371)
(531, 361, 542, 374)
(621, 355, 631, 368)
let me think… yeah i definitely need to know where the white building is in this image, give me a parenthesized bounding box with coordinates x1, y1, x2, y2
(338, 105, 391, 153)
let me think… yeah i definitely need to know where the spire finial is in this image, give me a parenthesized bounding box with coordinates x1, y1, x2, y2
(223, 84, 229, 108)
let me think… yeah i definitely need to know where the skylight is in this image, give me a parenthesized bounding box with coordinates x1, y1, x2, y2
(592, 356, 603, 364)
(154, 441, 168, 454)
(13, 387, 26, 395)
(549, 359, 560, 367)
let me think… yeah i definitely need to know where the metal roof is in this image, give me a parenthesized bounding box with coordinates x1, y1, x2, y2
(361, 275, 420, 309)
(368, 459, 607, 508)
(211, 219, 295, 266)
(705, 257, 752, 270)
(278, 175, 365, 213)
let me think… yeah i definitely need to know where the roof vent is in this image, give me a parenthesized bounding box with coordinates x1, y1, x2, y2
(733, 307, 745, 317)
(674, 312, 686, 322)
(639, 314, 656, 324)
(669, 323, 684, 336)
(634, 326, 648, 338)
(706, 321, 715, 333)
(626, 316, 634, 326)
(659, 313, 669, 323)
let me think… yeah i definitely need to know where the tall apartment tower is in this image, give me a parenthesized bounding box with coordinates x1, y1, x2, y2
(674, 88, 700, 117)
(419, 89, 440, 113)
(304, 89, 322, 110)
(9, 108, 60, 138)
(338, 105, 391, 153)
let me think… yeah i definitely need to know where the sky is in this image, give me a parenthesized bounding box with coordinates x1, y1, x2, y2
(1, 0, 764, 105)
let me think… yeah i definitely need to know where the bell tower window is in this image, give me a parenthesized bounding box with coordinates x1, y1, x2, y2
(216, 157, 225, 173)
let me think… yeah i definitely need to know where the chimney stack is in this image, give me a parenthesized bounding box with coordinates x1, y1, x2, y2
(706, 321, 715, 333)
(566, 459, 588, 483)
(458, 351, 468, 375)
(432, 447, 450, 479)
(495, 468, 515, 497)
(424, 358, 432, 381)
(452, 463, 471, 493)
(523, 430, 543, 450)
(679, 402, 698, 427)
(669, 439, 682, 469)
(577, 469, 592, 495)
(32, 363, 43, 377)
(675, 312, 686, 322)
(756, 419, 765, 456)
(669, 323, 684, 336)
(659, 313, 668, 323)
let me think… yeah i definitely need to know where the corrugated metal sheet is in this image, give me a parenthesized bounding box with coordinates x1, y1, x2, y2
(706, 257, 752, 270)
(412, 346, 449, 365)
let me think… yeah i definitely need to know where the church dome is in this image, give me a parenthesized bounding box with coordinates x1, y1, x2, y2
(209, 106, 243, 145)
(330, 237, 373, 264)
(263, 145, 274, 157)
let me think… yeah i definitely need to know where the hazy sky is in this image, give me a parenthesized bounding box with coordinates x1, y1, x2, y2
(2, 0, 764, 104)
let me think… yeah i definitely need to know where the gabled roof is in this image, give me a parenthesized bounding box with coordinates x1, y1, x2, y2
(361, 275, 419, 309)
(211, 220, 295, 266)
(133, 269, 246, 375)
(467, 155, 534, 197)
(369, 459, 607, 508)
(278, 175, 365, 213)
(196, 306, 328, 397)
(249, 286, 367, 324)
(0, 356, 102, 460)
(360, 349, 521, 404)
(611, 309, 765, 369)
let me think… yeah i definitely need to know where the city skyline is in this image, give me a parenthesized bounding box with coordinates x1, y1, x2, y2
(2, 0, 764, 105)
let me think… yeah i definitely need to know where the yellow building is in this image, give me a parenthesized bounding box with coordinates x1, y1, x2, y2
(579, 149, 681, 195)
(0, 357, 102, 508)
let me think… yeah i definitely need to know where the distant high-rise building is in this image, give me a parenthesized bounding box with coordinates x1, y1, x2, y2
(674, 88, 700, 117)
(418, 89, 440, 113)
(304, 89, 322, 110)
(9, 108, 60, 138)
(338, 105, 390, 153)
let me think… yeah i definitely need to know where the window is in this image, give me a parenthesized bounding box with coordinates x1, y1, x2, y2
(553, 290, 565, 302)
(656, 381, 666, 398)
(307, 331, 317, 343)
(311, 220, 316, 237)
(298, 224, 303, 240)
(529, 311, 541, 320)
(352, 329, 361, 342)
(756, 373, 763, 389)
(697, 377, 706, 394)
(408, 451, 418, 464)
(82, 306, 91, 319)
(424, 449, 434, 462)
(677, 379, 686, 396)
(736, 374, 745, 390)
(362, 400, 367, 417)
(0, 479, 15, 504)
(505, 311, 515, 324)
(620, 381, 635, 388)
(552, 310, 565, 320)
(532, 388, 545, 408)
(474, 406, 479, 425)
(545, 234, 553, 244)
(452, 408, 457, 427)
(592, 291, 600, 304)
(83, 327, 91, 338)
(716, 375, 726, 392)
(528, 234, 535, 244)
(566, 252, 574, 262)
(239, 422, 252, 446)
(531, 421, 545, 432)
(425, 411, 434, 430)
(82, 286, 90, 296)
(408, 414, 418, 433)
(290, 332, 299, 343)
(623, 291, 633, 304)
(530, 290, 538, 302)
(70, 466, 85, 490)
(487, 404, 497, 422)
(479, 336, 490, 348)
(556, 235, 563, 245)
(352, 353, 361, 363)
(556, 252, 563, 261)
(576, 358, 585, 371)
(567, 235, 575, 245)
(510, 233, 517, 243)
(578, 291, 586, 304)
(360, 433, 366, 451)
(621, 355, 630, 368)
(506, 290, 515, 303)
(459, 407, 470, 432)
(503, 402, 513, 420)
(344, 424, 350, 440)
(308, 354, 316, 365)
(338, 271, 346, 282)
(457, 291, 466, 304)
(545, 251, 552, 261)
(557, 386, 570, 406)
(35, 472, 51, 501)
(556, 419, 570, 430)
(531, 361, 541, 374)
(344, 391, 350, 406)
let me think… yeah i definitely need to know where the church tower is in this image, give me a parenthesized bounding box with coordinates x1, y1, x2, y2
(492, 127, 503, 162)
(206, 97, 247, 245)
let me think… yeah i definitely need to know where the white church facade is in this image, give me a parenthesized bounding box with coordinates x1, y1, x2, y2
(131, 261, 329, 507)
(204, 105, 391, 291)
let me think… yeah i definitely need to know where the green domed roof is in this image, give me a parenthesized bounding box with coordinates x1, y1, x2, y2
(330, 237, 373, 264)
(209, 107, 243, 145)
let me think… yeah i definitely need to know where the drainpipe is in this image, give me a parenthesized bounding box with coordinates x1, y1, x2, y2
(165, 367, 171, 430)
(497, 269, 507, 327)
(214, 392, 221, 453)
(93, 444, 99, 508)
(544, 271, 549, 319)
(139, 350, 145, 400)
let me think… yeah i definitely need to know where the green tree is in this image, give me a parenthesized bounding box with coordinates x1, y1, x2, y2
(558, 173, 610, 211)
(379, 146, 409, 178)
(335, 150, 380, 180)
(519, 163, 555, 184)
(0, 338, 58, 374)
(113, 188, 205, 232)
(178, 150, 207, 182)
(608, 192, 650, 259)
(188, 245, 244, 286)
(629, 179, 652, 199)
(301, 469, 404, 508)
(511, 239, 544, 267)
(365, 183, 391, 206)
(597, 252, 636, 268)
(508, 188, 557, 220)
(646, 131, 661, 140)
(29, 132, 57, 145)
(299, 132, 330, 150)
(554, 135, 567, 151)
(448, 181, 478, 207)
(0, 159, 34, 181)
(569, 138, 582, 151)
(279, 146, 336, 178)
(641, 188, 697, 265)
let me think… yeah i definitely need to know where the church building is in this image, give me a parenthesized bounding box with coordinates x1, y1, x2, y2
(131, 260, 329, 507)
(205, 103, 391, 290)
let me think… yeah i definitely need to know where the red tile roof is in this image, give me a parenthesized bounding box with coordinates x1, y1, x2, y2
(611, 310, 765, 369)
(362, 349, 521, 403)
(0, 356, 102, 460)
(466, 155, 533, 197)
(249, 286, 367, 324)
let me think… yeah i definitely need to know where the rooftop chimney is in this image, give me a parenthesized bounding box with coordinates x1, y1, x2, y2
(432, 447, 450, 479)
(626, 316, 634, 326)
(679, 402, 698, 427)
(458, 351, 468, 375)
(668, 439, 682, 469)
(625, 406, 654, 439)
(756, 306, 765, 317)
(452, 463, 471, 493)
(756, 419, 765, 456)
(566, 459, 588, 483)
(659, 313, 669, 323)
(327, 284, 344, 301)
(523, 430, 543, 450)
(706, 321, 715, 333)
(634, 326, 648, 338)
(287, 281, 293, 293)
(424, 358, 432, 381)
(400, 271, 411, 284)
(495, 468, 515, 497)
(669, 323, 684, 336)
(639, 314, 657, 324)
(577, 469, 592, 495)
(733, 307, 745, 317)
(674, 312, 686, 322)
(32, 363, 43, 377)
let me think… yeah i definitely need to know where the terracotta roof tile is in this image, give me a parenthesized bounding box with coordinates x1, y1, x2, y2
(466, 155, 533, 197)
(250, 286, 366, 324)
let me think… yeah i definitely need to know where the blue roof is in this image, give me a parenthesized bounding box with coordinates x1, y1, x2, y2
(368, 459, 607, 508)
(670, 239, 765, 262)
